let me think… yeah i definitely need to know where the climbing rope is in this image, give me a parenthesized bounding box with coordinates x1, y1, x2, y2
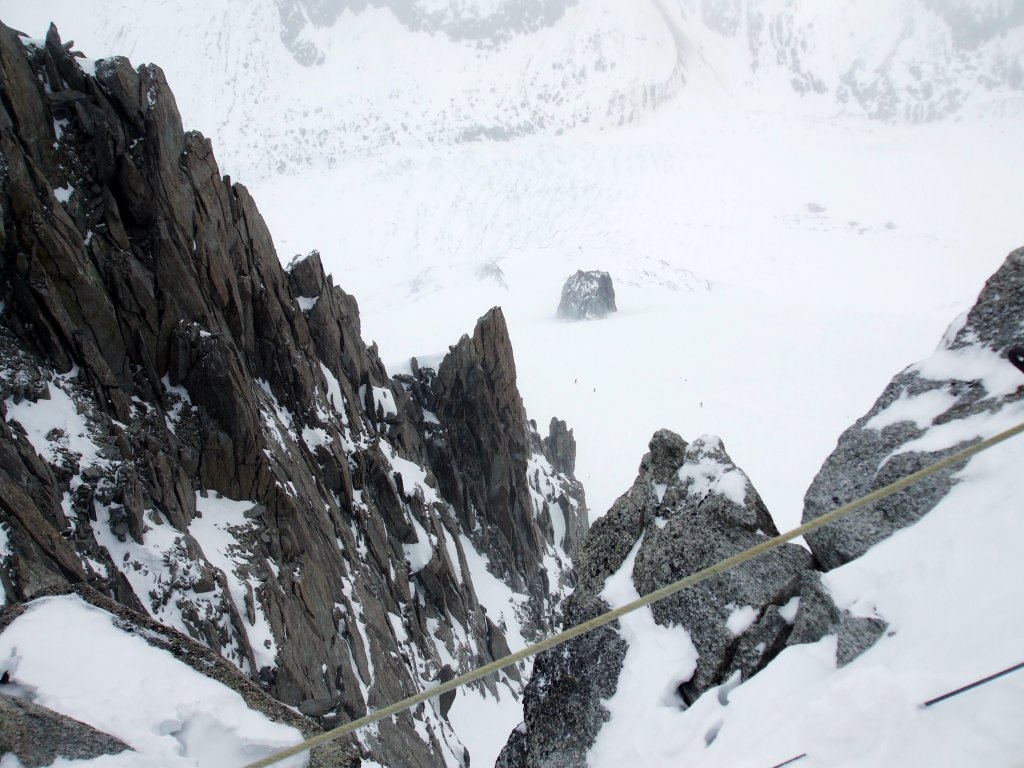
(242, 418, 1024, 768)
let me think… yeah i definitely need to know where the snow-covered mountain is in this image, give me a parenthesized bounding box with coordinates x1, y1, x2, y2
(6, 0, 1020, 530)
(501, 246, 1024, 767)
(1, 2, 1023, 766)
(2, 0, 1021, 178)
(0, 25, 585, 767)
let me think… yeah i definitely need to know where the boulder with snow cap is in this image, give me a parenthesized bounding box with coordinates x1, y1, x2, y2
(630, 434, 812, 701)
(556, 270, 617, 320)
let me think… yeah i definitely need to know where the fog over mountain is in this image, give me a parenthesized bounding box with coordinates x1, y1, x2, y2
(4, 0, 1022, 178)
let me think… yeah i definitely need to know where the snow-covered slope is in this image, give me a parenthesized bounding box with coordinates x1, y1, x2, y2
(4, 0, 1020, 528)
(0, 596, 309, 768)
(502, 248, 1024, 767)
(1, 3, 1021, 764)
(601, 251, 1024, 767)
(2, 0, 1021, 178)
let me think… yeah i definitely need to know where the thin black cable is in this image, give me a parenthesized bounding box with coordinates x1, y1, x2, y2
(768, 659, 1024, 767)
(923, 659, 1024, 708)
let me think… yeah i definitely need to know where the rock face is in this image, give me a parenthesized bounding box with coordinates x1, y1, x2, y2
(803, 246, 1024, 570)
(0, 694, 131, 768)
(499, 430, 883, 767)
(556, 270, 617, 321)
(0, 23, 586, 766)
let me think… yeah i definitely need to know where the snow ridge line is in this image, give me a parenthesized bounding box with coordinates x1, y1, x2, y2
(243, 419, 1024, 768)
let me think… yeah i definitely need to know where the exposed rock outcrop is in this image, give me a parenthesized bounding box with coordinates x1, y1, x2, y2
(499, 430, 882, 767)
(0, 23, 586, 766)
(803, 246, 1024, 570)
(0, 695, 131, 768)
(399, 308, 588, 638)
(556, 270, 617, 321)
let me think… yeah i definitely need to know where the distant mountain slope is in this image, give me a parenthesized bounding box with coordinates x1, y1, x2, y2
(1, 0, 1019, 178)
(688, 0, 1024, 121)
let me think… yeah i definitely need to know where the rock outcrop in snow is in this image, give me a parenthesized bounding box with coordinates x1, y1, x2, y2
(803, 246, 1024, 570)
(0, 23, 586, 766)
(0, 691, 132, 766)
(502, 245, 1024, 767)
(556, 270, 617, 321)
(499, 429, 883, 767)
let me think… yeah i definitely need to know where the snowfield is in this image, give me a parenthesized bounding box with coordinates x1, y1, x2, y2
(583, 385, 1024, 767)
(251, 105, 1024, 532)
(0, 597, 308, 768)
(1, 0, 1023, 766)
(4, 0, 1022, 532)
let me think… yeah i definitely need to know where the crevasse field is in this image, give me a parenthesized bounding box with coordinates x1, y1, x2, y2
(2, 1, 1023, 766)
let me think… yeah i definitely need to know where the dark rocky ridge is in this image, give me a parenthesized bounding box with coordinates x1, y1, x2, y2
(0, 23, 585, 766)
(499, 430, 883, 767)
(803, 246, 1024, 569)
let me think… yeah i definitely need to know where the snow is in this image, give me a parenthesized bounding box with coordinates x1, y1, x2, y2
(53, 185, 74, 203)
(4, 374, 104, 471)
(0, 523, 9, 607)
(360, 385, 397, 419)
(913, 343, 1024, 399)
(778, 596, 801, 624)
(190, 494, 279, 672)
(161, 375, 193, 432)
(677, 439, 750, 506)
(383, 442, 440, 505)
(458, 534, 529, 653)
(301, 425, 329, 450)
(447, 678, 523, 768)
(581, 391, 1024, 766)
(318, 363, 348, 424)
(724, 605, 758, 637)
(296, 295, 318, 312)
(886, 401, 1024, 463)
(402, 515, 434, 575)
(526, 453, 566, 546)
(589, 535, 699, 765)
(0, 595, 307, 768)
(865, 388, 959, 431)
